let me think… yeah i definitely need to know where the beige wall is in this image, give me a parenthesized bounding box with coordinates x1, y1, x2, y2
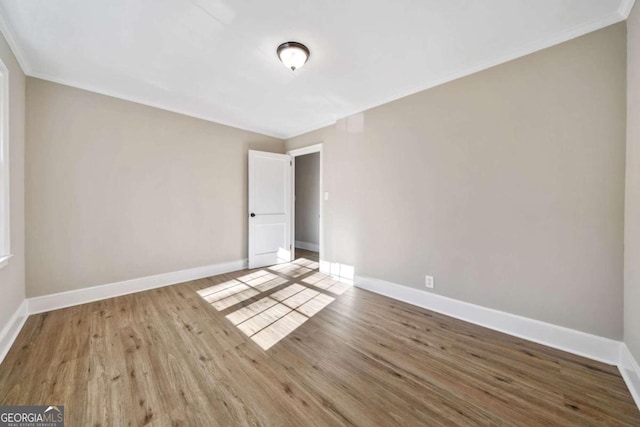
(295, 152, 320, 247)
(625, 4, 640, 361)
(0, 32, 25, 328)
(287, 23, 626, 339)
(26, 78, 283, 297)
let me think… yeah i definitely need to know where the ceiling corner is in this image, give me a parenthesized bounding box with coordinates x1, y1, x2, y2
(284, 118, 338, 140)
(618, 0, 637, 18)
(0, 11, 31, 74)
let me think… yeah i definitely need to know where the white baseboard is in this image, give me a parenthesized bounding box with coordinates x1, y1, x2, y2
(3, 259, 639, 411)
(2, 259, 248, 364)
(27, 259, 247, 314)
(355, 271, 639, 411)
(0, 300, 28, 364)
(295, 241, 319, 252)
(355, 275, 621, 365)
(620, 344, 640, 409)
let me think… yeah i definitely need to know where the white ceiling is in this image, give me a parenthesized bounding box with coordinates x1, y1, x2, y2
(0, 0, 634, 139)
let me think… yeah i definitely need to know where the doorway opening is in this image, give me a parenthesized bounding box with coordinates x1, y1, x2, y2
(289, 144, 323, 264)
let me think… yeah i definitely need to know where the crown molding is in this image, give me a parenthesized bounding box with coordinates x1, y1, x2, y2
(0, 10, 286, 139)
(284, 118, 337, 140)
(288, 11, 626, 140)
(618, 0, 637, 18)
(0, 9, 31, 74)
(27, 71, 288, 140)
(0, 3, 629, 140)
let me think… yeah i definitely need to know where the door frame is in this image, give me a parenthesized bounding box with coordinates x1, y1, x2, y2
(288, 143, 323, 262)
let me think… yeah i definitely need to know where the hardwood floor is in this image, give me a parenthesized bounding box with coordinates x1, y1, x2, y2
(1, 250, 638, 426)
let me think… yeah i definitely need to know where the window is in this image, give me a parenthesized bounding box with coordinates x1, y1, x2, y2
(0, 58, 9, 269)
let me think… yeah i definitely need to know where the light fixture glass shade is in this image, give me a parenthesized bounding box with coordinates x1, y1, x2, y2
(277, 42, 310, 71)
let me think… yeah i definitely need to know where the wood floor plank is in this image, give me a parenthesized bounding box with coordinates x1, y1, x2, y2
(1, 248, 638, 426)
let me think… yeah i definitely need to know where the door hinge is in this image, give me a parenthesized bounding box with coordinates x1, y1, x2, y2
(290, 160, 292, 166)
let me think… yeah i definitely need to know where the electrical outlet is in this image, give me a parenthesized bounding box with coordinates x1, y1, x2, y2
(425, 275, 435, 289)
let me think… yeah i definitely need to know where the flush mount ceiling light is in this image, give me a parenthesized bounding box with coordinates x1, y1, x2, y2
(277, 42, 310, 71)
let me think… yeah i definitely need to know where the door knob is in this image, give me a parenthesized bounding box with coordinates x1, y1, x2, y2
(250, 213, 256, 217)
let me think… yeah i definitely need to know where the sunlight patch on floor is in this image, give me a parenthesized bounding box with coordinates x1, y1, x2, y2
(226, 283, 335, 350)
(268, 262, 312, 277)
(196, 270, 285, 311)
(302, 272, 353, 295)
(197, 258, 350, 350)
(291, 258, 319, 269)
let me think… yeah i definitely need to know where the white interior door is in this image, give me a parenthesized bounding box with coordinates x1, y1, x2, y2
(248, 150, 293, 269)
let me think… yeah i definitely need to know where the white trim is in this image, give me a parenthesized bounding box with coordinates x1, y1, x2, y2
(355, 275, 622, 365)
(0, 4, 627, 140)
(355, 271, 640, 410)
(0, 253, 13, 270)
(332, 13, 626, 140)
(1, 259, 248, 364)
(288, 144, 323, 157)
(288, 144, 323, 263)
(0, 11, 31, 74)
(27, 71, 287, 139)
(0, 258, 638, 411)
(618, 0, 637, 18)
(295, 240, 319, 252)
(0, 57, 9, 268)
(285, 11, 627, 139)
(0, 299, 28, 364)
(620, 344, 640, 410)
(27, 259, 247, 314)
(0, 6, 626, 140)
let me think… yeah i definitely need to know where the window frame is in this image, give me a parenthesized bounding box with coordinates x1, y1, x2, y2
(0, 57, 10, 269)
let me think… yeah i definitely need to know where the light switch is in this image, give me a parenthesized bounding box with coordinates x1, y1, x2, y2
(324, 192, 329, 201)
